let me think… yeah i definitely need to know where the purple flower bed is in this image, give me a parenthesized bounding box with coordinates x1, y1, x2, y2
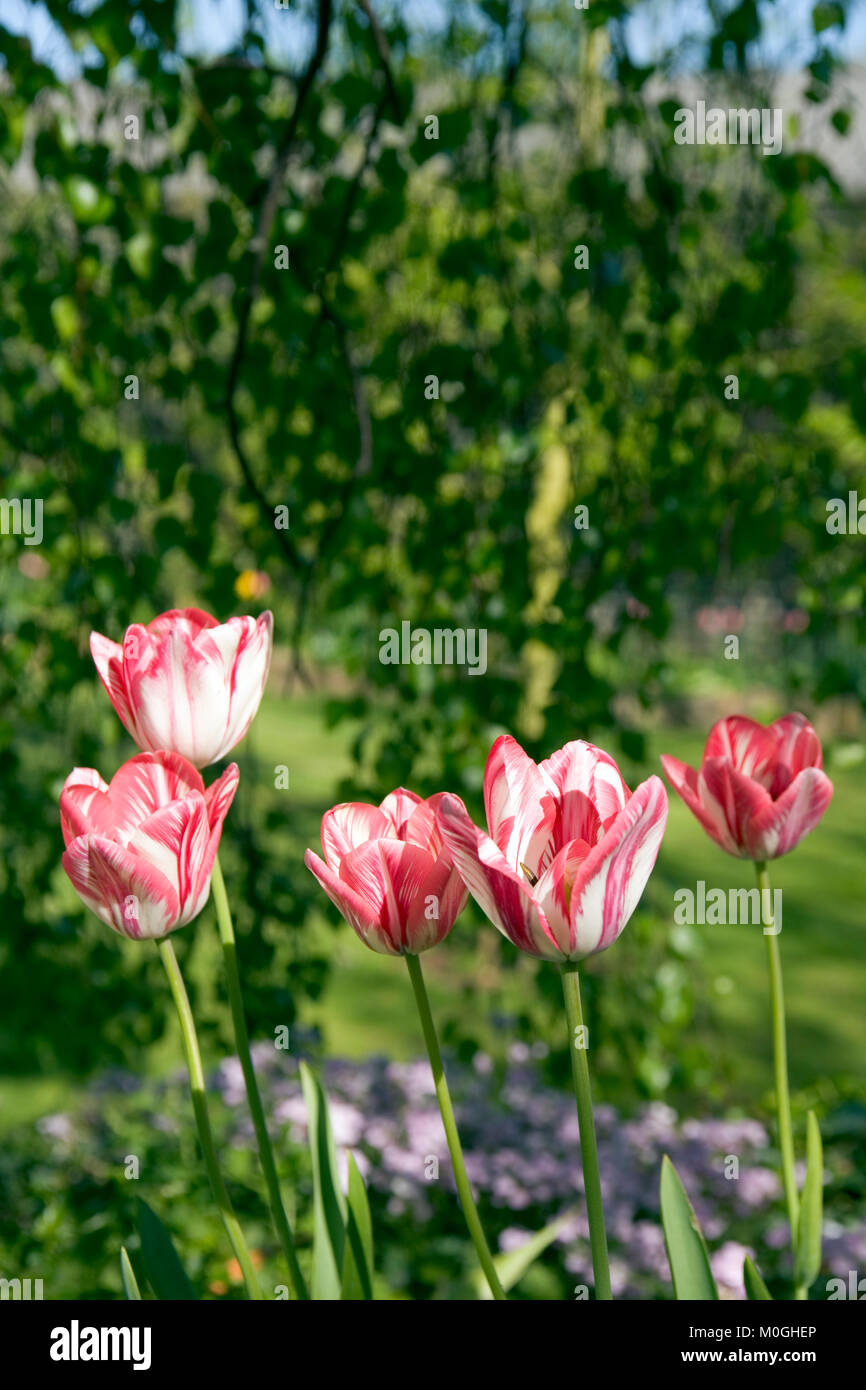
(210, 1044, 866, 1299)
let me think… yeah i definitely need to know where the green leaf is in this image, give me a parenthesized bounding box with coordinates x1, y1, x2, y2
(831, 108, 851, 136)
(743, 1255, 772, 1300)
(660, 1156, 719, 1300)
(812, 2, 845, 35)
(50, 296, 81, 343)
(136, 1198, 197, 1301)
(125, 230, 154, 279)
(120, 1246, 143, 1301)
(63, 175, 114, 224)
(471, 1212, 571, 1300)
(300, 1061, 346, 1301)
(795, 1111, 823, 1292)
(341, 1152, 374, 1300)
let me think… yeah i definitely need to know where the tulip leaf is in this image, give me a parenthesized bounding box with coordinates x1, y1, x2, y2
(341, 1151, 374, 1300)
(743, 1255, 772, 1300)
(660, 1156, 719, 1300)
(120, 1246, 143, 1301)
(795, 1111, 823, 1293)
(136, 1198, 197, 1300)
(471, 1212, 571, 1299)
(300, 1061, 347, 1301)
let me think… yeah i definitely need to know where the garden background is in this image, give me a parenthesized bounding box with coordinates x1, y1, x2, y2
(1, 0, 865, 1299)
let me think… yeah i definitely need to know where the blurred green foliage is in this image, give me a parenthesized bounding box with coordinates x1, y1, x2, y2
(0, 0, 864, 1101)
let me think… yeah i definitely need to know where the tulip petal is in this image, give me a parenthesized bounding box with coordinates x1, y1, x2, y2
(566, 775, 669, 959)
(338, 840, 432, 948)
(704, 716, 778, 787)
(661, 753, 742, 857)
(321, 803, 394, 870)
(90, 631, 141, 744)
(305, 847, 400, 954)
(744, 766, 833, 860)
(199, 763, 240, 901)
(400, 799, 443, 854)
(437, 793, 562, 959)
(203, 762, 240, 834)
(61, 752, 204, 847)
(397, 854, 467, 951)
(378, 787, 423, 834)
(60, 767, 110, 846)
(122, 623, 229, 767)
(699, 759, 772, 859)
(483, 735, 558, 878)
(339, 839, 465, 953)
(128, 793, 211, 921)
(199, 611, 274, 763)
(533, 838, 594, 955)
(767, 713, 823, 797)
(539, 740, 630, 839)
(62, 834, 180, 939)
(413, 861, 468, 950)
(107, 752, 205, 838)
(147, 607, 219, 639)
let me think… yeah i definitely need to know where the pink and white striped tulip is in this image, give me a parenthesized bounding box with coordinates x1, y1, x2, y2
(660, 713, 833, 861)
(61, 751, 239, 940)
(90, 608, 273, 768)
(436, 736, 668, 962)
(305, 789, 469, 955)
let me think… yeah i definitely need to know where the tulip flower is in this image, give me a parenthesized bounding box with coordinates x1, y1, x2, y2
(88, 608, 304, 1293)
(61, 749, 261, 1296)
(661, 713, 833, 1293)
(660, 713, 832, 862)
(437, 734, 669, 1302)
(305, 787, 504, 1299)
(304, 789, 468, 956)
(90, 607, 273, 768)
(436, 735, 669, 962)
(61, 750, 238, 939)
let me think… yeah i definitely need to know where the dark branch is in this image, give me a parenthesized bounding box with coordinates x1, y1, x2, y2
(323, 93, 387, 281)
(356, 0, 403, 121)
(224, 0, 334, 574)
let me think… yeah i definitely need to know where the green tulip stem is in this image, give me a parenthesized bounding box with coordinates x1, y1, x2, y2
(157, 936, 263, 1300)
(405, 952, 507, 1300)
(560, 960, 613, 1300)
(211, 852, 308, 1300)
(755, 860, 803, 1295)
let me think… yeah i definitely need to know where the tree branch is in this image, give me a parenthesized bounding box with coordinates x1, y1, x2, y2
(224, 0, 333, 574)
(356, 0, 403, 120)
